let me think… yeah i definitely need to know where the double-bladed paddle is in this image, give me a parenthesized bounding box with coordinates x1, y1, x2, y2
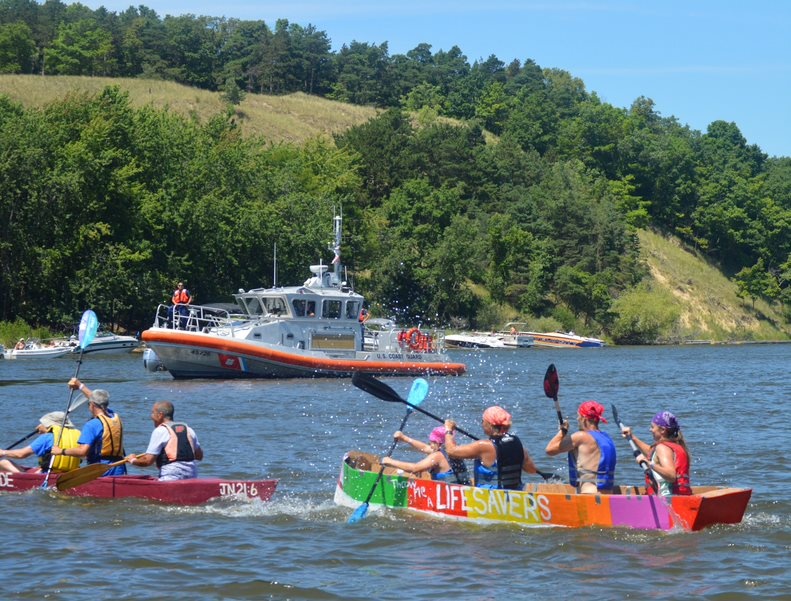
(55, 458, 130, 491)
(611, 404, 659, 494)
(543, 363, 566, 434)
(348, 376, 429, 523)
(351, 372, 555, 482)
(42, 309, 99, 489)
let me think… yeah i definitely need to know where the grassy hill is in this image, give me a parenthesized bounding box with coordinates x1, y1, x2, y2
(2, 75, 788, 343)
(637, 229, 789, 342)
(0, 75, 377, 144)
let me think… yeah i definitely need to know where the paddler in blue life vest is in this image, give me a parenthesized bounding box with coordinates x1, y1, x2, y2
(125, 401, 203, 480)
(0, 412, 81, 473)
(382, 426, 470, 484)
(545, 401, 616, 494)
(444, 406, 541, 490)
(53, 378, 127, 476)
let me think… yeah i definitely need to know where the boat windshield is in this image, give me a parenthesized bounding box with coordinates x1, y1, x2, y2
(345, 300, 361, 319)
(322, 299, 342, 319)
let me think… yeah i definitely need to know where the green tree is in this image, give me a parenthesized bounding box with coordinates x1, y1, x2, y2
(0, 21, 36, 73)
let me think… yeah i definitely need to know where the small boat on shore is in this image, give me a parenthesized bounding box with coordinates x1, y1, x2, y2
(142, 215, 466, 379)
(445, 331, 534, 349)
(0, 470, 277, 505)
(501, 323, 605, 348)
(335, 451, 751, 531)
(3, 340, 71, 360)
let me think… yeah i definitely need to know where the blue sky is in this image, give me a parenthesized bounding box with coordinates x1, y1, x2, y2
(72, 1, 790, 157)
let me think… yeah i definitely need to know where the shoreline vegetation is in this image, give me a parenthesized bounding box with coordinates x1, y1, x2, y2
(0, 76, 788, 346)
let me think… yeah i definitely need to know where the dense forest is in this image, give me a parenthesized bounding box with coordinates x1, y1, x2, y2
(0, 1, 790, 343)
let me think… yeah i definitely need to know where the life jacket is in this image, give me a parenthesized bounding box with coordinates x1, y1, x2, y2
(474, 434, 524, 490)
(96, 412, 124, 461)
(647, 441, 692, 495)
(568, 430, 616, 491)
(172, 289, 191, 304)
(39, 426, 81, 473)
(156, 422, 196, 468)
(435, 449, 471, 485)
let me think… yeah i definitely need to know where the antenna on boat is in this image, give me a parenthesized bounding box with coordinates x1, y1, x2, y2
(273, 242, 277, 288)
(330, 211, 342, 276)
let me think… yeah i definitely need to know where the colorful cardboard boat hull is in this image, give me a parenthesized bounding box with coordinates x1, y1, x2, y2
(335, 452, 751, 532)
(0, 471, 277, 505)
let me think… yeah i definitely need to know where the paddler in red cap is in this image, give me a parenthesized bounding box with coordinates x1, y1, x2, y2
(545, 400, 616, 494)
(443, 405, 541, 490)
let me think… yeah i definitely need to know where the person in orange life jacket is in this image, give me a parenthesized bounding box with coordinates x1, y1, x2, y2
(545, 401, 616, 494)
(126, 401, 203, 481)
(444, 406, 541, 490)
(52, 378, 126, 476)
(168, 281, 193, 328)
(382, 426, 471, 485)
(621, 411, 692, 497)
(0, 412, 81, 473)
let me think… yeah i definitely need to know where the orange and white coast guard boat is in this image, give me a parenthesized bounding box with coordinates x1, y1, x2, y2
(142, 216, 466, 379)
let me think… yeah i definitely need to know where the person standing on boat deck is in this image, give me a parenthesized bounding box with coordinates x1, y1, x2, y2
(444, 406, 540, 490)
(382, 426, 470, 484)
(621, 411, 692, 497)
(169, 281, 193, 328)
(545, 401, 616, 494)
(125, 401, 203, 480)
(14, 338, 25, 350)
(52, 378, 127, 476)
(0, 412, 81, 473)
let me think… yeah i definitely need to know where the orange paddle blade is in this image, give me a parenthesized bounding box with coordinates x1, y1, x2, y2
(55, 458, 129, 491)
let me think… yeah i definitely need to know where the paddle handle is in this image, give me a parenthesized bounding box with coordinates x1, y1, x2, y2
(614, 416, 658, 493)
(5, 429, 38, 450)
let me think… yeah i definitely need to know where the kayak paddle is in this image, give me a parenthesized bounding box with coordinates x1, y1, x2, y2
(351, 372, 555, 482)
(42, 309, 99, 489)
(543, 363, 566, 434)
(3, 393, 90, 451)
(348, 377, 429, 524)
(352, 372, 479, 440)
(611, 404, 658, 494)
(55, 458, 130, 491)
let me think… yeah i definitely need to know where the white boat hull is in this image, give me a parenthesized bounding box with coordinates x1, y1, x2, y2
(4, 347, 71, 359)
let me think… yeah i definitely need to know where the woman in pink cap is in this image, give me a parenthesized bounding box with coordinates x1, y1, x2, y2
(622, 411, 692, 496)
(382, 427, 470, 484)
(545, 401, 616, 494)
(443, 406, 541, 490)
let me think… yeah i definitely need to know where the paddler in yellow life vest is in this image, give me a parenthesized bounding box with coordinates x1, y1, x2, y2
(52, 378, 127, 476)
(0, 412, 81, 473)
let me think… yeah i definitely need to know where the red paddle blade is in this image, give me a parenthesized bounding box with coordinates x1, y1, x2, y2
(543, 364, 559, 399)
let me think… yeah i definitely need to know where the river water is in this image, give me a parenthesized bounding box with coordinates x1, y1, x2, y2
(1, 344, 789, 600)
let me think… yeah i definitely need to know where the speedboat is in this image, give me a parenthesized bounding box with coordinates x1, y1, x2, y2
(444, 331, 533, 349)
(3, 340, 71, 360)
(142, 215, 466, 379)
(501, 323, 605, 348)
(75, 331, 140, 355)
(335, 451, 751, 532)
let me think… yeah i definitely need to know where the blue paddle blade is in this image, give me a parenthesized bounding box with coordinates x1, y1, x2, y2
(78, 310, 99, 349)
(348, 502, 369, 524)
(407, 378, 429, 407)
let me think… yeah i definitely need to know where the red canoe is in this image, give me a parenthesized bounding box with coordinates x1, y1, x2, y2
(0, 470, 277, 505)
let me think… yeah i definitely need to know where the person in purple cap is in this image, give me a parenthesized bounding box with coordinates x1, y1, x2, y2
(545, 400, 616, 494)
(621, 411, 692, 496)
(382, 427, 470, 484)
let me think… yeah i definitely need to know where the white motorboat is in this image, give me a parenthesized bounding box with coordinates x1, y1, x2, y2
(3, 339, 71, 359)
(141, 215, 466, 379)
(501, 322, 606, 348)
(445, 331, 534, 349)
(76, 331, 140, 355)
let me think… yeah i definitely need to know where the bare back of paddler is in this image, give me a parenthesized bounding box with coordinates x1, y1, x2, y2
(545, 401, 616, 494)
